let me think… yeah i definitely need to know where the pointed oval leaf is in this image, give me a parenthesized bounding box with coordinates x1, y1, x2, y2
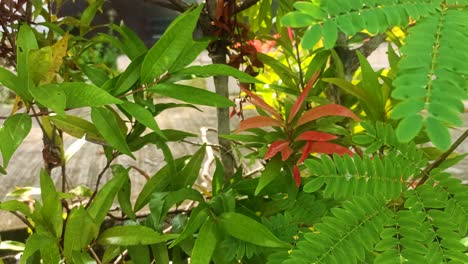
(87, 164, 128, 225)
(296, 104, 359, 127)
(395, 115, 423, 143)
(288, 72, 320, 123)
(304, 177, 325, 193)
(97, 226, 178, 246)
(281, 12, 316, 27)
(190, 219, 218, 264)
(49, 115, 104, 144)
(264, 140, 290, 160)
(301, 26, 322, 49)
(425, 117, 451, 150)
(63, 207, 99, 263)
(322, 20, 338, 49)
(255, 158, 283, 195)
(40, 82, 122, 108)
(239, 84, 283, 120)
(296, 131, 338, 141)
(237, 116, 283, 132)
(91, 107, 134, 157)
(0, 113, 32, 168)
(218, 212, 290, 248)
(173, 64, 262, 84)
(149, 83, 234, 108)
(30, 84, 66, 116)
(309, 142, 353, 156)
(120, 101, 165, 139)
(141, 5, 203, 82)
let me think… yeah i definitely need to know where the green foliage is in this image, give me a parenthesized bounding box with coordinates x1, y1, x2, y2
(0, 0, 467, 263)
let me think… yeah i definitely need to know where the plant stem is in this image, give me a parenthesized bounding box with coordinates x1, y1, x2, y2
(85, 156, 116, 208)
(10, 211, 35, 232)
(294, 38, 305, 90)
(417, 128, 468, 186)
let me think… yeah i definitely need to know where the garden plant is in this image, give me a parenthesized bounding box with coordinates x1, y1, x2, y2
(0, 0, 467, 263)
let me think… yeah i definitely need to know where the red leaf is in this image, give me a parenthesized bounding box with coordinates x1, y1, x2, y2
(309, 142, 354, 156)
(296, 104, 360, 127)
(298, 141, 312, 163)
(296, 131, 338, 142)
(240, 84, 283, 121)
(264, 140, 289, 160)
(288, 72, 320, 123)
(281, 145, 294, 161)
(293, 165, 301, 187)
(237, 116, 282, 133)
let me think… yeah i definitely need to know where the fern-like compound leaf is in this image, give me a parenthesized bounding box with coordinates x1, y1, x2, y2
(283, 0, 441, 49)
(392, 8, 468, 149)
(285, 195, 393, 264)
(304, 152, 415, 199)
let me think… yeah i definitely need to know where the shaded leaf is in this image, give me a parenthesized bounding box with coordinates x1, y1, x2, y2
(63, 207, 99, 263)
(218, 212, 290, 248)
(91, 107, 134, 157)
(149, 83, 234, 108)
(97, 226, 178, 246)
(173, 64, 262, 84)
(0, 114, 32, 168)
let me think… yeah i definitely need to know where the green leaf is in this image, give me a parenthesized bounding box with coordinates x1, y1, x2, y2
(0, 240, 25, 251)
(134, 157, 189, 212)
(40, 170, 63, 238)
(149, 83, 235, 108)
(170, 206, 209, 248)
(63, 207, 99, 263)
(59, 82, 122, 108)
(301, 26, 321, 49)
(80, 0, 105, 35)
(112, 53, 145, 95)
(91, 106, 134, 157)
(191, 218, 218, 264)
(141, 5, 203, 82)
(178, 145, 206, 189)
(391, 99, 425, 119)
(151, 243, 170, 264)
(87, 165, 127, 226)
(303, 177, 325, 193)
(115, 165, 136, 220)
(212, 158, 224, 197)
(110, 24, 148, 60)
(396, 115, 423, 143)
(71, 251, 96, 264)
(322, 78, 372, 107)
(48, 115, 105, 144)
(81, 64, 109, 87)
(0, 113, 32, 168)
(97, 226, 178, 246)
(0, 67, 24, 99)
(21, 234, 60, 264)
(28, 46, 52, 84)
(281, 12, 315, 27)
(0, 200, 33, 219)
(120, 101, 165, 139)
(322, 20, 338, 49)
(425, 117, 451, 150)
(30, 84, 67, 116)
(128, 245, 151, 264)
(172, 64, 263, 84)
(255, 158, 283, 195)
(218, 212, 291, 248)
(168, 38, 211, 72)
(16, 24, 37, 102)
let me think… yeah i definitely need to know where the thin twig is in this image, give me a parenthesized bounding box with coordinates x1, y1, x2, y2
(294, 37, 305, 90)
(88, 245, 102, 264)
(10, 211, 35, 232)
(85, 156, 116, 209)
(129, 165, 150, 181)
(244, 166, 264, 178)
(417, 129, 468, 187)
